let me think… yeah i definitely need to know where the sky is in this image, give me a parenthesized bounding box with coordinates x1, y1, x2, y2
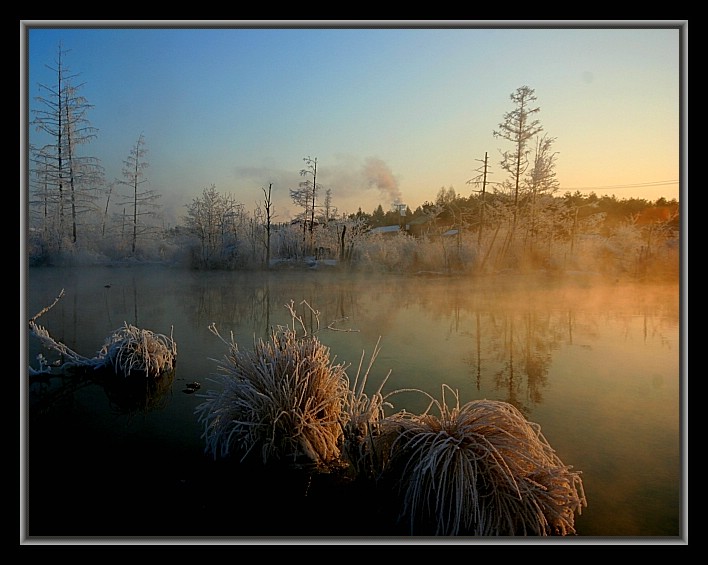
(21, 21, 685, 225)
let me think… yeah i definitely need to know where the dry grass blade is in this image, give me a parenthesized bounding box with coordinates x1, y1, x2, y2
(339, 337, 392, 475)
(338, 336, 429, 479)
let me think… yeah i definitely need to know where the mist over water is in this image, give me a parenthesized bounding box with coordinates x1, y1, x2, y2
(25, 265, 681, 538)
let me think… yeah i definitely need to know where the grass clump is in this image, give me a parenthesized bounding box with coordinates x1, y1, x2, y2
(196, 318, 348, 467)
(97, 322, 177, 378)
(194, 301, 587, 536)
(375, 385, 587, 536)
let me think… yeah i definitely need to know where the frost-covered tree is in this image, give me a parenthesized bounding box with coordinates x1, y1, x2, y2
(289, 155, 321, 254)
(30, 43, 103, 250)
(300, 155, 319, 232)
(183, 184, 245, 268)
(524, 134, 560, 255)
(527, 134, 559, 199)
(435, 186, 457, 207)
(289, 184, 312, 254)
(493, 86, 543, 237)
(116, 133, 160, 255)
(321, 187, 336, 224)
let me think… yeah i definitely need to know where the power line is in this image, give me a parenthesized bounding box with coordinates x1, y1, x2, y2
(563, 180, 679, 191)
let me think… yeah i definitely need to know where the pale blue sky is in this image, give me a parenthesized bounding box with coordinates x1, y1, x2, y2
(22, 22, 684, 223)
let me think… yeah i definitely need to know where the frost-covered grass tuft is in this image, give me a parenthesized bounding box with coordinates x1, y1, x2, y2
(194, 303, 587, 536)
(196, 323, 348, 467)
(377, 385, 587, 536)
(98, 322, 177, 378)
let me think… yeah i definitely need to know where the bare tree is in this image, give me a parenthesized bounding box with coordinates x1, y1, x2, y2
(116, 133, 160, 255)
(467, 152, 492, 250)
(322, 187, 335, 224)
(101, 182, 115, 238)
(289, 184, 312, 255)
(261, 183, 275, 267)
(30, 42, 103, 248)
(28, 147, 55, 248)
(184, 184, 244, 268)
(338, 215, 369, 264)
(527, 135, 559, 199)
(493, 86, 543, 237)
(289, 156, 320, 256)
(300, 156, 319, 232)
(525, 134, 560, 255)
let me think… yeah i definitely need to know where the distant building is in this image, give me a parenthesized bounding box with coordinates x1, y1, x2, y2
(368, 217, 459, 238)
(406, 215, 432, 237)
(369, 225, 402, 235)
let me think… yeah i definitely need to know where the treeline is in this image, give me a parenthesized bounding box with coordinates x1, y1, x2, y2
(26, 46, 679, 281)
(27, 179, 679, 282)
(358, 189, 680, 234)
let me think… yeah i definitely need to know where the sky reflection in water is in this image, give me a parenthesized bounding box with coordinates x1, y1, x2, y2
(26, 265, 681, 538)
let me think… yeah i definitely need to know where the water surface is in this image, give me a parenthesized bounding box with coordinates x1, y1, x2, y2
(24, 265, 682, 539)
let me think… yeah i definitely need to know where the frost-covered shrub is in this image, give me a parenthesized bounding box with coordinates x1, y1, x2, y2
(356, 231, 418, 272)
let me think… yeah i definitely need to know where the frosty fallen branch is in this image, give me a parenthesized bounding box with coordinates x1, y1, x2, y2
(29, 290, 177, 378)
(29, 289, 90, 367)
(29, 288, 65, 325)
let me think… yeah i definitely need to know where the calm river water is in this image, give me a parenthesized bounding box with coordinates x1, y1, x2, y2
(23, 264, 683, 541)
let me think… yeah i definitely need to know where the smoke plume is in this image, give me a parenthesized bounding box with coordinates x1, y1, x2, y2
(363, 157, 403, 206)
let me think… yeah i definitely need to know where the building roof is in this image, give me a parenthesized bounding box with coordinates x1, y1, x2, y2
(369, 225, 402, 234)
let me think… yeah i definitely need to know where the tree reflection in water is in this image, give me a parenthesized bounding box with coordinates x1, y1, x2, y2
(25, 267, 680, 537)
